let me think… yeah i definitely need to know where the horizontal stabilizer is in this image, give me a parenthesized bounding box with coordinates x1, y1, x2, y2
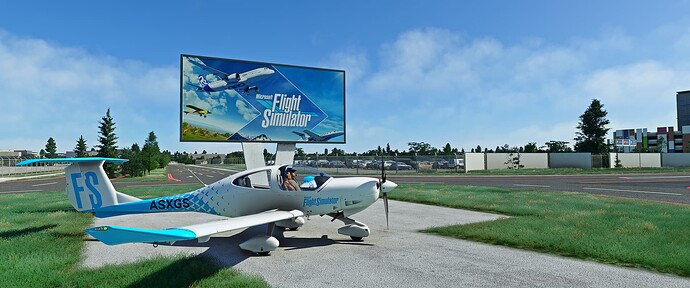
(84, 226, 196, 246)
(17, 157, 128, 166)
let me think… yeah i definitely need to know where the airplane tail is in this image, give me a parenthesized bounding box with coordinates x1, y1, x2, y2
(292, 131, 307, 141)
(17, 158, 140, 212)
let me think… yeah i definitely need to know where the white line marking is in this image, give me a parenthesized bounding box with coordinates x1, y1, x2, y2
(0, 190, 43, 194)
(31, 181, 58, 187)
(513, 184, 551, 188)
(584, 187, 682, 196)
(620, 176, 690, 180)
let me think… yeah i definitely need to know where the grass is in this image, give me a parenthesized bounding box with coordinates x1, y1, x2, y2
(389, 183, 690, 276)
(0, 185, 270, 287)
(114, 167, 170, 182)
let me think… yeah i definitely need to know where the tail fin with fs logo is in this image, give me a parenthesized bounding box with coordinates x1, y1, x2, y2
(18, 158, 140, 212)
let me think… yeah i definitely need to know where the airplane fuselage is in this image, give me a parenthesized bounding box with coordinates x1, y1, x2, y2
(94, 165, 390, 220)
(201, 67, 275, 93)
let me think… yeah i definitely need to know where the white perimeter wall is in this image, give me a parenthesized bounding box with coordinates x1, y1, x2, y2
(464, 153, 485, 172)
(609, 153, 661, 168)
(486, 153, 548, 169)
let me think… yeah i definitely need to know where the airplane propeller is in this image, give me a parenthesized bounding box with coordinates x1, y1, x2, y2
(377, 155, 390, 230)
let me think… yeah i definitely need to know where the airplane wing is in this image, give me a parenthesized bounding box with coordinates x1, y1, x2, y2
(84, 209, 304, 245)
(302, 130, 324, 142)
(185, 104, 204, 112)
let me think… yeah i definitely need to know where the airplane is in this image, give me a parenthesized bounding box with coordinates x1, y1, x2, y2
(17, 158, 397, 255)
(187, 57, 275, 95)
(293, 130, 344, 142)
(183, 104, 211, 118)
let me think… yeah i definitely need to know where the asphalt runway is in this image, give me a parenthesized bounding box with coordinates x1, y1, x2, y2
(3, 164, 690, 204)
(82, 200, 690, 287)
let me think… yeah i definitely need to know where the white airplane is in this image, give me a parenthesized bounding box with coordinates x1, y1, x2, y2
(17, 158, 397, 255)
(187, 57, 275, 94)
(293, 130, 344, 142)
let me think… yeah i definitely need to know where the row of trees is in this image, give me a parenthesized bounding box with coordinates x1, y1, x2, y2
(41, 109, 171, 178)
(39, 99, 612, 171)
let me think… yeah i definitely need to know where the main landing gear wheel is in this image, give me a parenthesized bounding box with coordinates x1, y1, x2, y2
(350, 236, 363, 242)
(257, 251, 271, 256)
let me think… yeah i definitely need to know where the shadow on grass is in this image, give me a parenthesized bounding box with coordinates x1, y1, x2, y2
(0, 224, 57, 239)
(125, 255, 222, 288)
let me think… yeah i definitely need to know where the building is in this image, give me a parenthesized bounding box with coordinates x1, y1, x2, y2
(613, 126, 689, 153)
(677, 90, 690, 129)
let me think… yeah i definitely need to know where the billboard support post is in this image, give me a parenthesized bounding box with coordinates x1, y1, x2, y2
(275, 143, 296, 166)
(242, 142, 266, 171)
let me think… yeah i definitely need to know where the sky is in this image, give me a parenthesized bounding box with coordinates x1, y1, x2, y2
(2, 0, 690, 155)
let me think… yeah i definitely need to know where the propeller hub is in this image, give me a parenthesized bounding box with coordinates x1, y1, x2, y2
(381, 180, 398, 193)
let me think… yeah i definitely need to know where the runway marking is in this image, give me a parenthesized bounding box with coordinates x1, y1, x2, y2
(0, 189, 43, 194)
(513, 184, 551, 188)
(583, 187, 683, 196)
(31, 181, 58, 187)
(620, 175, 690, 180)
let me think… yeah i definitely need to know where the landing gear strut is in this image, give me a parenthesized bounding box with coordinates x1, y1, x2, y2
(330, 212, 370, 241)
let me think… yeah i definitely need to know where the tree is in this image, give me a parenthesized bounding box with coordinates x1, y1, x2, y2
(97, 108, 119, 177)
(386, 143, 392, 155)
(523, 142, 538, 153)
(574, 99, 610, 153)
(476, 145, 482, 153)
(443, 143, 452, 155)
(120, 143, 145, 177)
(75, 135, 88, 157)
(408, 142, 436, 155)
(544, 140, 573, 152)
(45, 137, 58, 158)
(141, 131, 161, 175)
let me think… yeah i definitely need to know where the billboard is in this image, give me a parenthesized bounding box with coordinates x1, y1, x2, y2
(180, 54, 345, 143)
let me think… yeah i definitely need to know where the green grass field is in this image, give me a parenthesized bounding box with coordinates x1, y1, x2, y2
(0, 185, 270, 287)
(389, 183, 690, 276)
(4, 176, 690, 286)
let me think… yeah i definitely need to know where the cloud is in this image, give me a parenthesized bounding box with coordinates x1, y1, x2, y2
(0, 31, 179, 153)
(328, 27, 690, 152)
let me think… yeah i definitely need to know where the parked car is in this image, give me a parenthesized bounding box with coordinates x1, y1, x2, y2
(413, 161, 433, 170)
(391, 162, 413, 170)
(329, 160, 346, 168)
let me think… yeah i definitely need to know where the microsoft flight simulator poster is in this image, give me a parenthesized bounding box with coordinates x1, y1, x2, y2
(180, 54, 345, 143)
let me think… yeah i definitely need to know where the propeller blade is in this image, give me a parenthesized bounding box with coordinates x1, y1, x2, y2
(383, 192, 389, 230)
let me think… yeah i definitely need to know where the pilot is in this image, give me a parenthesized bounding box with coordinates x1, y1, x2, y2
(285, 167, 301, 191)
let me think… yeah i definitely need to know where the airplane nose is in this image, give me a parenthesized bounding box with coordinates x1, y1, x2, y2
(381, 180, 397, 193)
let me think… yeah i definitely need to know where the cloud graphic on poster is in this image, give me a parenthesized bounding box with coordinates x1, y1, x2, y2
(236, 99, 258, 121)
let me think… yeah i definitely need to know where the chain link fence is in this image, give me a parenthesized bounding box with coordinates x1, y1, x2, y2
(0, 157, 66, 178)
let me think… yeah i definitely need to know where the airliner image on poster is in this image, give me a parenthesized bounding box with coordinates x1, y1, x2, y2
(293, 130, 345, 142)
(181, 54, 345, 143)
(188, 57, 275, 95)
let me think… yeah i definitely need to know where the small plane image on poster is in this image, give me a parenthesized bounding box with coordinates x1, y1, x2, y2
(180, 55, 345, 143)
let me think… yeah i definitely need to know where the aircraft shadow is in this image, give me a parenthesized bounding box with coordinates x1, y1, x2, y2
(124, 254, 223, 288)
(167, 225, 373, 267)
(0, 224, 57, 239)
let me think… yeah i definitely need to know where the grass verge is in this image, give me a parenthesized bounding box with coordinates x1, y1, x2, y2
(0, 186, 270, 287)
(390, 183, 690, 276)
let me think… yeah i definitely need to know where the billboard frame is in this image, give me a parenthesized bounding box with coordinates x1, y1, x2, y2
(179, 54, 346, 144)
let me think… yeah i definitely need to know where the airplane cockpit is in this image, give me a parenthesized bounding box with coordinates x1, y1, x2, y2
(278, 164, 332, 191)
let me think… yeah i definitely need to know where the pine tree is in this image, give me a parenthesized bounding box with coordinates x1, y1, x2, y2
(574, 99, 610, 153)
(97, 108, 119, 177)
(45, 137, 57, 158)
(141, 131, 160, 175)
(75, 135, 88, 157)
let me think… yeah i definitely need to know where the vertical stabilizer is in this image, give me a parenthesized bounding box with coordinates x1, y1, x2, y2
(17, 158, 129, 211)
